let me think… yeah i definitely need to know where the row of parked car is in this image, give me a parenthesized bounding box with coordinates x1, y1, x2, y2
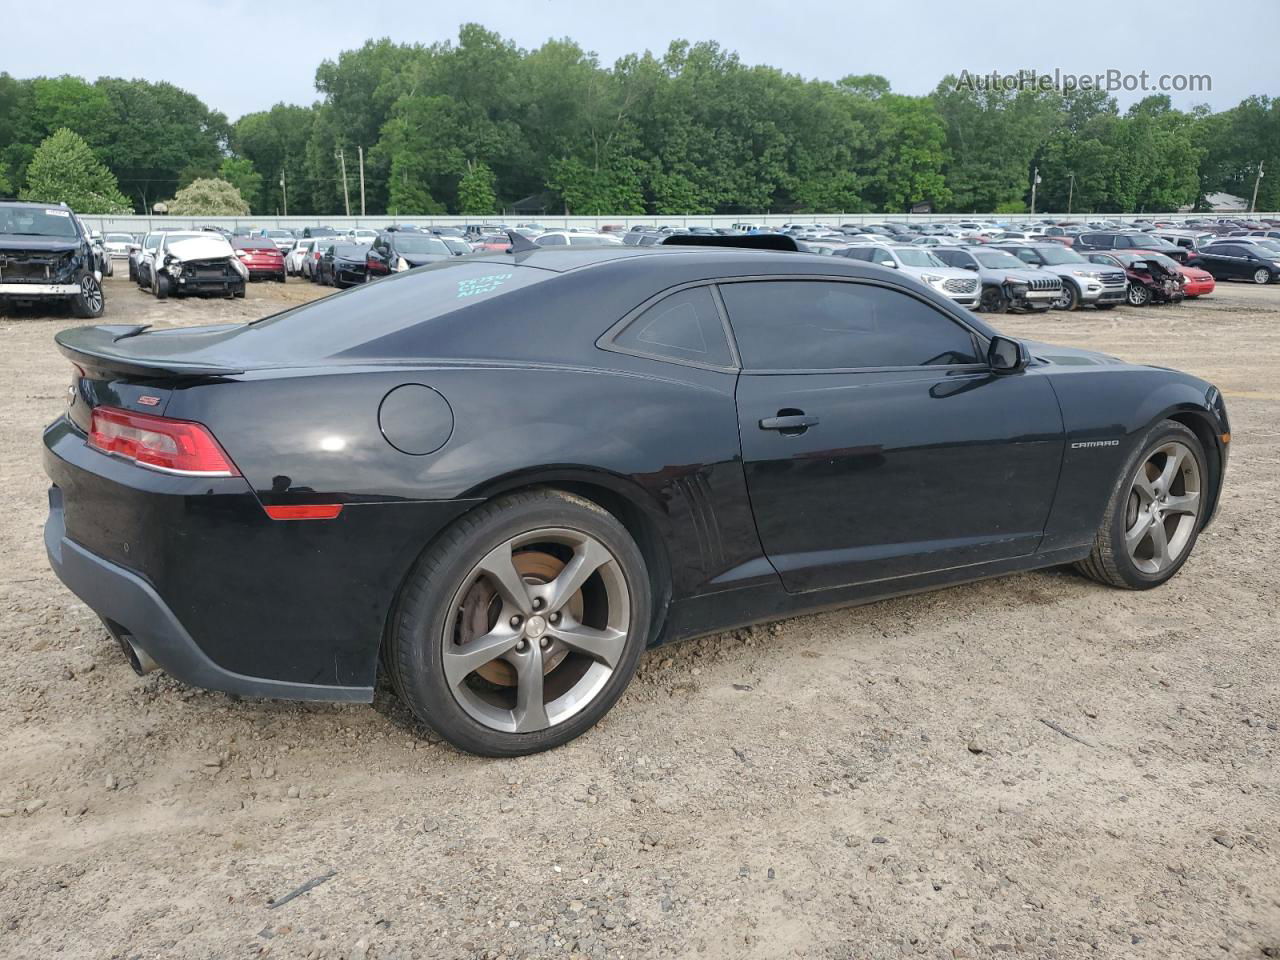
(74, 212, 1280, 313)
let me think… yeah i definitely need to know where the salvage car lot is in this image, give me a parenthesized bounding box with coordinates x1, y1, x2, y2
(1, 274, 1277, 957)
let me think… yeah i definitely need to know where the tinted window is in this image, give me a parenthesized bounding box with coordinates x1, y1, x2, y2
(612, 287, 732, 367)
(720, 280, 980, 371)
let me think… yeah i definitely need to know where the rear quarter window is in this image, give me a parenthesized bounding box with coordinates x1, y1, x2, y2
(608, 286, 733, 368)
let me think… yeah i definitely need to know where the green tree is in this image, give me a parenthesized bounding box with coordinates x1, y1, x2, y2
(20, 128, 131, 213)
(219, 155, 263, 211)
(166, 177, 250, 216)
(457, 160, 497, 214)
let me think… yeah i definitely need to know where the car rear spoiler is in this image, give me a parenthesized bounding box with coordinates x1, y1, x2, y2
(54, 324, 245, 378)
(660, 234, 801, 252)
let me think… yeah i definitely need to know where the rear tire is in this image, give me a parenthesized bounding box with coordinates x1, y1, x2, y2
(1075, 420, 1207, 590)
(386, 488, 651, 757)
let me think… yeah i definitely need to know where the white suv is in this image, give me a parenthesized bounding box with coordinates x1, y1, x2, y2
(836, 243, 981, 307)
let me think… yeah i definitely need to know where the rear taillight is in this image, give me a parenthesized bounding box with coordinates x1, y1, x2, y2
(88, 406, 240, 477)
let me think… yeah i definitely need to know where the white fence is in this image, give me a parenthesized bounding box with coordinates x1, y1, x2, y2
(79, 212, 1278, 234)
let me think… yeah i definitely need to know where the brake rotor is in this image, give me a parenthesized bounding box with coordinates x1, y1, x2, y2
(458, 549, 583, 686)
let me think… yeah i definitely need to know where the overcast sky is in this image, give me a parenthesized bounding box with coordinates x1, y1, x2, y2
(8, 0, 1276, 119)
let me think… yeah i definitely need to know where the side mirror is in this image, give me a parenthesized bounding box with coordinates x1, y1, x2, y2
(962, 263, 978, 271)
(988, 335, 1029, 374)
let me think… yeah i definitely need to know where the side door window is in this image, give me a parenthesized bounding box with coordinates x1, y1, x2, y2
(719, 279, 980, 371)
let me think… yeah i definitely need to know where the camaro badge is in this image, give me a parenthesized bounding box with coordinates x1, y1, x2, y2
(137, 395, 162, 407)
(1071, 439, 1120, 449)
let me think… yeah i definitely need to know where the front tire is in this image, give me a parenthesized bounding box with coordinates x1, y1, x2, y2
(1127, 283, 1151, 306)
(1076, 420, 1207, 590)
(153, 272, 170, 300)
(978, 286, 1007, 314)
(1253, 268, 1271, 285)
(72, 275, 105, 318)
(386, 489, 652, 757)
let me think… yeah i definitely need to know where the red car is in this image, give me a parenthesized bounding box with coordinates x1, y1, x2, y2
(231, 237, 286, 282)
(1146, 251, 1215, 298)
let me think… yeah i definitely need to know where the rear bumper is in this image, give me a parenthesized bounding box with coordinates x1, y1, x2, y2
(44, 489, 372, 702)
(0, 282, 78, 296)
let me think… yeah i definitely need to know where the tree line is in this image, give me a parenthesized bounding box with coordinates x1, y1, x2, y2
(1, 25, 1276, 216)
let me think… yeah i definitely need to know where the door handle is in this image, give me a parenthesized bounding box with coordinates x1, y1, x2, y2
(759, 413, 819, 433)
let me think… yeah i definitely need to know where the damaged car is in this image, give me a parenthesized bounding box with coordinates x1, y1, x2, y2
(932, 246, 1062, 313)
(145, 231, 247, 300)
(1083, 251, 1186, 306)
(0, 200, 105, 317)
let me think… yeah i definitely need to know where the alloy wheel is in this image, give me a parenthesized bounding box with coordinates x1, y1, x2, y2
(1124, 440, 1201, 575)
(79, 276, 103, 314)
(443, 527, 630, 733)
(1254, 268, 1271, 285)
(1127, 284, 1150, 306)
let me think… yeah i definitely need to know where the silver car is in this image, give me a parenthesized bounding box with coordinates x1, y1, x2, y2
(836, 243, 981, 307)
(932, 246, 1062, 313)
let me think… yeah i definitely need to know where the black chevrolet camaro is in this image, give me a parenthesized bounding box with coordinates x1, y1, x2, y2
(43, 239, 1230, 756)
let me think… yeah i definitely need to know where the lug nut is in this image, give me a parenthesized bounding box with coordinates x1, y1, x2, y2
(510, 615, 523, 629)
(549, 612, 561, 625)
(515, 639, 527, 652)
(540, 637, 550, 649)
(532, 596, 545, 611)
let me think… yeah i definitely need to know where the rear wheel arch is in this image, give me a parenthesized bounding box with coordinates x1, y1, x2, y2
(464, 471, 673, 639)
(379, 472, 674, 673)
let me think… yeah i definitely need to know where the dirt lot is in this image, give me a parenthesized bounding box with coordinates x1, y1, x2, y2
(1, 270, 1277, 960)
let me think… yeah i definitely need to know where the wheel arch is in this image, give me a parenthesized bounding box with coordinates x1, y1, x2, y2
(462, 467, 675, 642)
(378, 467, 675, 674)
(1162, 407, 1226, 528)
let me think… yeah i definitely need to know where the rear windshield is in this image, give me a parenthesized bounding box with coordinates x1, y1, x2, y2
(106, 233, 134, 243)
(240, 260, 554, 359)
(234, 238, 276, 249)
(0, 206, 78, 238)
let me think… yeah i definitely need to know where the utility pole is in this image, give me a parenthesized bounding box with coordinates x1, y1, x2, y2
(279, 172, 288, 216)
(1249, 160, 1265, 213)
(336, 148, 351, 216)
(1067, 172, 1075, 215)
(357, 146, 366, 216)
(1029, 166, 1040, 215)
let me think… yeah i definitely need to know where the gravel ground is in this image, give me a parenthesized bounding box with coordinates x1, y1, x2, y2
(1, 271, 1277, 960)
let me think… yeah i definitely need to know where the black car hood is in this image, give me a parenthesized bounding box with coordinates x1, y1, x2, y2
(0, 236, 82, 254)
(1024, 340, 1126, 367)
(402, 254, 450, 266)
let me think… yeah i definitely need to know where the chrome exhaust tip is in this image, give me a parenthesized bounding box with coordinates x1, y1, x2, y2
(120, 635, 158, 676)
(102, 618, 158, 675)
